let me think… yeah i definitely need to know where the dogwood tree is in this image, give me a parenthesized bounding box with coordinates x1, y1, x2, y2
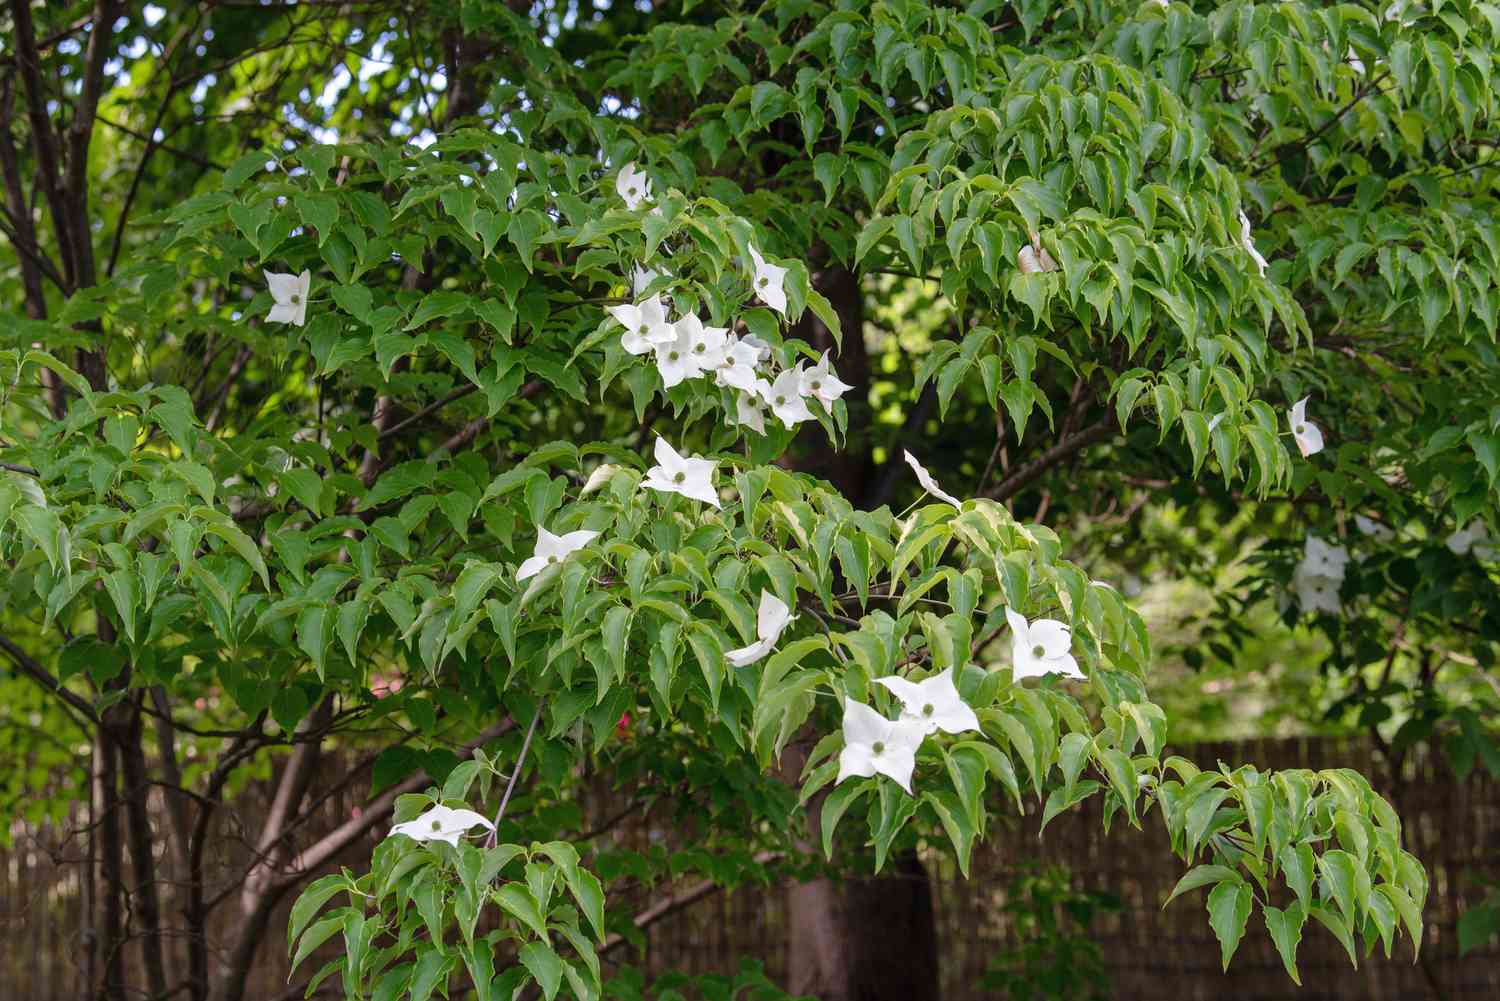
(3, 0, 1495, 998)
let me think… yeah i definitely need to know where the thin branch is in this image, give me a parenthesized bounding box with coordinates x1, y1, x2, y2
(486, 708, 540, 847)
(985, 415, 1117, 503)
(598, 850, 784, 958)
(0, 632, 99, 723)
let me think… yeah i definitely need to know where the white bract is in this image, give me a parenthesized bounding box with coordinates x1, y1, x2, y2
(607, 295, 672, 355)
(835, 698, 926, 794)
(1006, 607, 1085, 680)
(1354, 515, 1393, 542)
(632, 264, 665, 298)
(616, 161, 652, 210)
(1288, 397, 1325, 457)
(388, 804, 494, 847)
(714, 337, 762, 392)
(725, 590, 794, 666)
(1238, 210, 1269, 277)
(653, 322, 702, 388)
(765, 368, 814, 428)
(680, 314, 730, 372)
(264, 269, 311, 326)
(741, 334, 773, 363)
(748, 244, 788, 315)
(642, 436, 720, 508)
(1292, 566, 1342, 615)
(580, 464, 619, 497)
(875, 668, 980, 736)
(1302, 536, 1350, 578)
(517, 527, 600, 581)
(1446, 521, 1496, 559)
(1017, 234, 1059, 274)
(731, 382, 772, 436)
(902, 450, 963, 508)
(800, 351, 853, 406)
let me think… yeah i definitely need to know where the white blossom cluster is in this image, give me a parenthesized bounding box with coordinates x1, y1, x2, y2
(606, 162, 852, 436)
(1291, 535, 1350, 615)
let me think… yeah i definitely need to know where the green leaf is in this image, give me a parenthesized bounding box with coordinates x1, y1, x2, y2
(1164, 865, 1242, 906)
(1207, 880, 1252, 971)
(519, 943, 564, 1001)
(1264, 902, 1305, 985)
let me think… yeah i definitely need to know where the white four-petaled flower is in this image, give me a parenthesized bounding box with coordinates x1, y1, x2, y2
(1006, 607, 1085, 680)
(725, 590, 794, 666)
(902, 450, 964, 508)
(1288, 397, 1325, 457)
(641, 436, 720, 508)
(617, 161, 652, 210)
(653, 321, 702, 388)
(264, 269, 311, 326)
(1238, 210, 1269, 277)
(715, 337, 763, 392)
(607, 295, 672, 356)
(1354, 515, 1393, 542)
(800, 351, 854, 406)
(388, 804, 494, 847)
(835, 698, 926, 794)
(748, 244, 788, 315)
(875, 668, 980, 736)
(1446, 521, 1496, 559)
(765, 368, 815, 428)
(1302, 536, 1350, 578)
(517, 527, 600, 581)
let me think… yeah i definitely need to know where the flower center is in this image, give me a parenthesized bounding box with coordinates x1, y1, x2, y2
(1296, 424, 1306, 433)
(922, 703, 934, 717)
(637, 324, 648, 335)
(627, 186, 637, 196)
(1031, 644, 1045, 659)
(673, 471, 685, 484)
(668, 350, 679, 361)
(547, 555, 558, 564)
(811, 380, 821, 390)
(430, 819, 442, 831)
(872, 741, 885, 755)
(758, 276, 768, 287)
(774, 395, 786, 405)
(693, 344, 705, 353)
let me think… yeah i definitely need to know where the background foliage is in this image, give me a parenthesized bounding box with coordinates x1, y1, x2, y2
(2, 0, 1498, 998)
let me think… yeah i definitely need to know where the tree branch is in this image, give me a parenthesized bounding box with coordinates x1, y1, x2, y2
(985, 414, 1117, 503)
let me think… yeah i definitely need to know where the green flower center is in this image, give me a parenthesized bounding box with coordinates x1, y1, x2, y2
(627, 186, 637, 196)
(774, 395, 786, 405)
(872, 741, 885, 755)
(758, 276, 768, 287)
(811, 380, 821, 390)
(668, 350, 679, 361)
(673, 472, 685, 484)
(693, 343, 705, 353)
(547, 555, 558, 564)
(1296, 424, 1306, 433)
(1031, 644, 1045, 659)
(637, 324, 648, 335)
(922, 704, 934, 717)
(430, 819, 442, 831)
(290, 294, 301, 305)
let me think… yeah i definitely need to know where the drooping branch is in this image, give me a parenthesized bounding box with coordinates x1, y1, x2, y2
(985, 414, 1117, 503)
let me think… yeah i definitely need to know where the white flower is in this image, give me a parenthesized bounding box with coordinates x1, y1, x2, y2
(617, 161, 652, 210)
(1006, 607, 1085, 680)
(653, 322, 702, 388)
(835, 698, 926, 794)
(764, 368, 815, 428)
(1017, 234, 1058, 274)
(580, 464, 619, 496)
(1301, 536, 1350, 578)
(632, 265, 665, 298)
(1447, 521, 1496, 559)
(679, 314, 730, 372)
(1354, 515, 1393, 542)
(741, 334, 773, 363)
(874, 668, 980, 736)
(1288, 397, 1325, 457)
(748, 244, 788, 315)
(388, 804, 494, 847)
(1238, 210, 1269, 277)
(725, 590, 794, 666)
(799, 351, 853, 406)
(607, 295, 673, 355)
(641, 436, 720, 508)
(517, 527, 600, 581)
(264, 269, 311, 326)
(902, 450, 964, 508)
(1292, 565, 1342, 615)
(730, 384, 770, 436)
(714, 337, 763, 392)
